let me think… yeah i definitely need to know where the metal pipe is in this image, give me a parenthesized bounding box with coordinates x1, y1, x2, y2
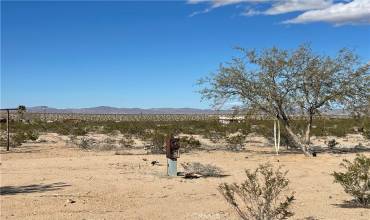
(7, 109, 10, 151)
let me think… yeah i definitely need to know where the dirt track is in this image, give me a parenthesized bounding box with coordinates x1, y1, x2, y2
(1, 133, 370, 220)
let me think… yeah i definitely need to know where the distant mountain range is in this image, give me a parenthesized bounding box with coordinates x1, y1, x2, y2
(26, 106, 350, 115)
(27, 106, 231, 114)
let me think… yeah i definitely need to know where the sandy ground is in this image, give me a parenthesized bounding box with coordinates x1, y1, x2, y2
(1, 133, 370, 220)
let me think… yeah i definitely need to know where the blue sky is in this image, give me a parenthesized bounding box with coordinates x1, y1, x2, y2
(1, 0, 369, 109)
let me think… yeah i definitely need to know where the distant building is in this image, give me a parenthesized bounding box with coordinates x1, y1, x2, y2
(218, 115, 245, 124)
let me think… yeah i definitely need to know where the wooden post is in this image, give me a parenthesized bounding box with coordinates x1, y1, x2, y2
(277, 119, 280, 154)
(274, 120, 277, 152)
(7, 109, 10, 151)
(274, 119, 281, 155)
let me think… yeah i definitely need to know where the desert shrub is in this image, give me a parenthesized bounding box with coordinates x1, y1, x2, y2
(25, 130, 39, 141)
(109, 130, 121, 136)
(151, 132, 166, 147)
(3, 117, 368, 149)
(226, 134, 246, 151)
(119, 137, 135, 148)
(11, 132, 28, 146)
(252, 120, 273, 137)
(327, 126, 346, 137)
(53, 126, 70, 135)
(327, 139, 338, 149)
(146, 132, 166, 154)
(103, 137, 116, 144)
(179, 136, 201, 152)
(181, 162, 224, 177)
(364, 130, 370, 140)
(219, 163, 294, 220)
(11, 130, 40, 147)
(98, 143, 115, 151)
(70, 127, 88, 136)
(0, 135, 6, 146)
(332, 154, 370, 207)
(79, 137, 91, 150)
(279, 134, 297, 149)
(204, 131, 225, 143)
(68, 135, 78, 145)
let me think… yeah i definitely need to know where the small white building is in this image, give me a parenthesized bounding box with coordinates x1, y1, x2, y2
(218, 115, 246, 124)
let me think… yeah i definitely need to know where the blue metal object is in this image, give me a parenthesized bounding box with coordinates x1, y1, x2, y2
(167, 158, 177, 176)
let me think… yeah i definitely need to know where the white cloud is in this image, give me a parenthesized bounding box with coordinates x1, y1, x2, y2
(188, 0, 258, 17)
(187, 0, 210, 4)
(211, 0, 268, 8)
(243, 0, 333, 16)
(264, 0, 333, 15)
(284, 0, 370, 25)
(188, 0, 268, 9)
(243, 9, 262, 16)
(188, 0, 370, 26)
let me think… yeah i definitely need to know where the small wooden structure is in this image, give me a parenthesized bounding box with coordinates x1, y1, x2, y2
(1, 107, 22, 151)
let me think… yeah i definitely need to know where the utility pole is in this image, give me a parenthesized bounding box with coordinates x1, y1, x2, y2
(1, 107, 24, 151)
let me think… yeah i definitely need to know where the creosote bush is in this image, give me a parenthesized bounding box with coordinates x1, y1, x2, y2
(226, 134, 246, 151)
(332, 154, 370, 207)
(2, 117, 369, 151)
(145, 131, 166, 154)
(179, 136, 201, 153)
(10, 130, 40, 147)
(119, 137, 135, 148)
(219, 163, 294, 220)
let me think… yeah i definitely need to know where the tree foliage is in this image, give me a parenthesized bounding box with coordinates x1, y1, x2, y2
(199, 44, 369, 155)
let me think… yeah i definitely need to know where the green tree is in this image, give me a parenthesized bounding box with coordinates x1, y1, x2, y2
(17, 105, 27, 121)
(199, 44, 369, 155)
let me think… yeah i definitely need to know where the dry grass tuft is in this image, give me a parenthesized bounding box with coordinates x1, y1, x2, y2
(181, 162, 224, 177)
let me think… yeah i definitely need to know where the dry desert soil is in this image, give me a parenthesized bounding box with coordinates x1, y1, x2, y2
(1, 133, 370, 220)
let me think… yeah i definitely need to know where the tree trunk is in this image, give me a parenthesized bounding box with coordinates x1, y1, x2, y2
(280, 120, 311, 156)
(304, 115, 313, 145)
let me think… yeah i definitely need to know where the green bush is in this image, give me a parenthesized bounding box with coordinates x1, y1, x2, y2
(204, 131, 226, 143)
(226, 134, 246, 151)
(146, 132, 166, 154)
(332, 154, 370, 207)
(119, 137, 135, 148)
(8, 130, 39, 146)
(179, 136, 201, 152)
(363, 130, 370, 140)
(2, 117, 368, 149)
(26, 130, 39, 141)
(219, 163, 295, 220)
(12, 132, 28, 146)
